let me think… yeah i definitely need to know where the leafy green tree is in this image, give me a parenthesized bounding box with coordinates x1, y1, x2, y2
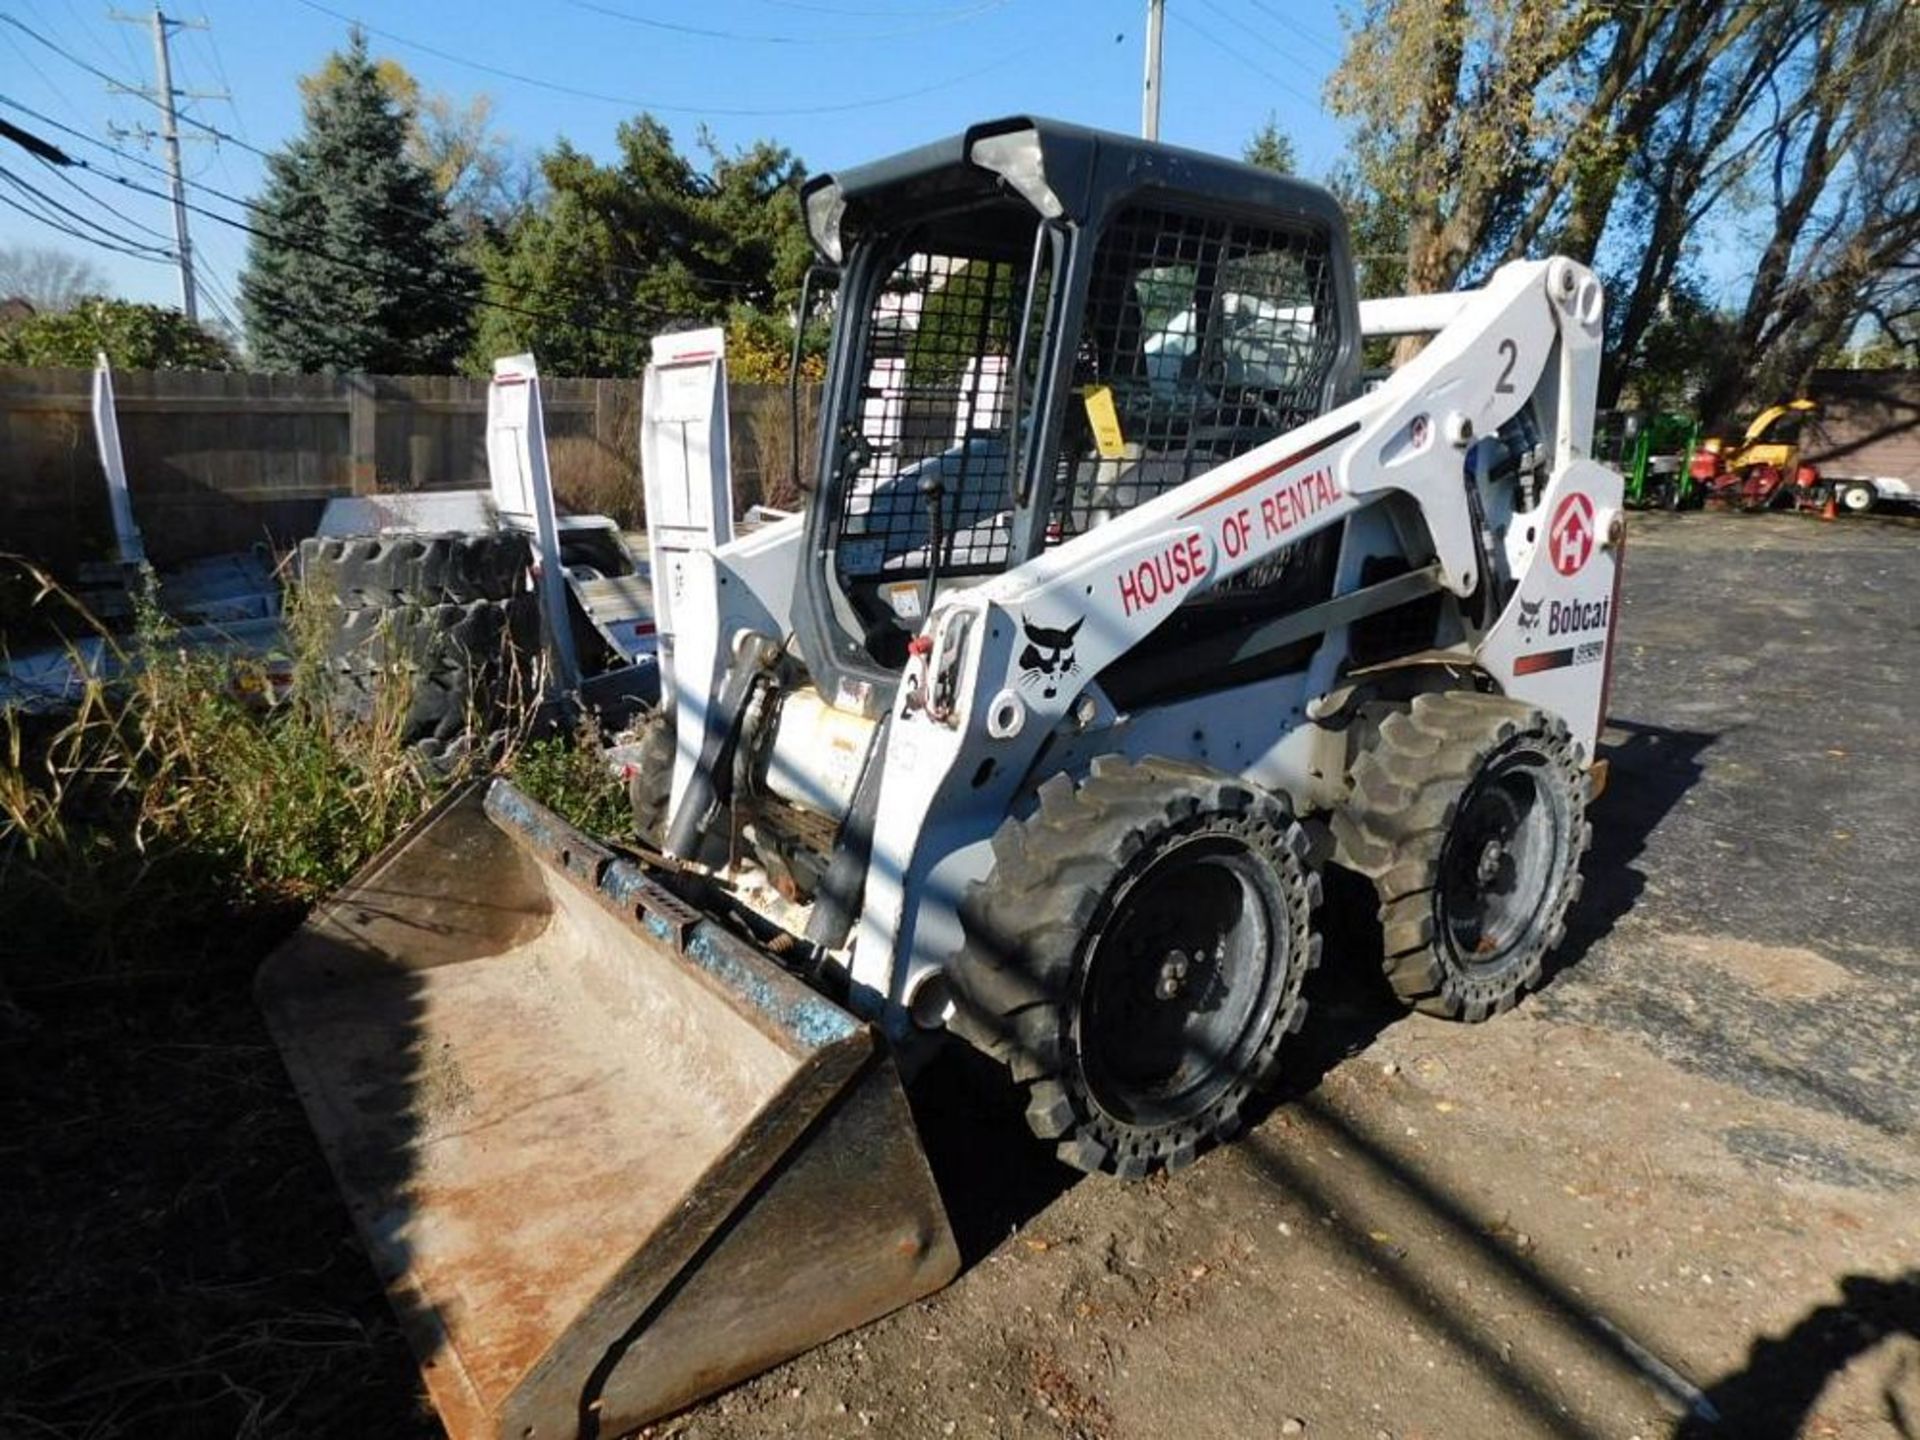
(0, 296, 233, 369)
(240, 29, 477, 373)
(1242, 116, 1297, 175)
(1327, 0, 1919, 407)
(468, 119, 810, 375)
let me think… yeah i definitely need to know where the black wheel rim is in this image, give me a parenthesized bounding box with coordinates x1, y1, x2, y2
(1436, 755, 1561, 969)
(1075, 835, 1288, 1130)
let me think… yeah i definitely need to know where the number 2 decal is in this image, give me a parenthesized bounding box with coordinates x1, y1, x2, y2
(1495, 338, 1518, 394)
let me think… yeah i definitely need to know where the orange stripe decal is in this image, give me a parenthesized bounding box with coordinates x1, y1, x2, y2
(1178, 421, 1361, 519)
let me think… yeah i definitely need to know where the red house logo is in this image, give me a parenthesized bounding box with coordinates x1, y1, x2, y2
(1549, 493, 1596, 576)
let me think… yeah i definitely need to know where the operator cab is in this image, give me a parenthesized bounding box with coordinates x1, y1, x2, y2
(797, 117, 1361, 695)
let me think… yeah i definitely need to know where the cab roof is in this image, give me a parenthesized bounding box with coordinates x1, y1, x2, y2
(800, 115, 1348, 262)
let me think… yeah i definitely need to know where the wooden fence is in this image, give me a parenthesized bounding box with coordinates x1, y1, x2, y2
(0, 367, 820, 574)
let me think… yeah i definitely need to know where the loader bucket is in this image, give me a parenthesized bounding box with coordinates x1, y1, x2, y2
(256, 779, 958, 1439)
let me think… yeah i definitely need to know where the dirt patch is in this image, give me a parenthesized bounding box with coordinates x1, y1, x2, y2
(1665, 933, 1856, 1000)
(645, 1004, 1918, 1440)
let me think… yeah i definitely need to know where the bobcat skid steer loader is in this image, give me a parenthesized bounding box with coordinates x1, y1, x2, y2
(259, 117, 1623, 1439)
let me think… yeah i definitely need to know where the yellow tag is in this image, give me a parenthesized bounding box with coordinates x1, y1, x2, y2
(1082, 385, 1125, 460)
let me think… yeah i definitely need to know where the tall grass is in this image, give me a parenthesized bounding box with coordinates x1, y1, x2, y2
(0, 560, 628, 988)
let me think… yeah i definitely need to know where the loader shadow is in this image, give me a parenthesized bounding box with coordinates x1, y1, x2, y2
(1541, 715, 1717, 986)
(0, 893, 437, 1439)
(1675, 1271, 1920, 1439)
(1236, 1096, 1718, 1440)
(909, 1043, 1082, 1264)
(914, 718, 1718, 1278)
(909, 862, 1408, 1266)
(252, 909, 447, 1401)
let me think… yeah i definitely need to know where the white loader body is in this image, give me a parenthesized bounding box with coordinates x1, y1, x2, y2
(668, 254, 1622, 1032)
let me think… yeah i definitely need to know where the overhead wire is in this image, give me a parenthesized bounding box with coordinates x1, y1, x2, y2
(0, 109, 708, 347)
(1241, 0, 1345, 64)
(0, 162, 174, 258)
(559, 0, 1008, 45)
(0, 21, 93, 132)
(30, 149, 176, 244)
(1181, 0, 1326, 110)
(0, 182, 174, 262)
(749, 0, 992, 15)
(284, 0, 1020, 119)
(1, 94, 773, 300)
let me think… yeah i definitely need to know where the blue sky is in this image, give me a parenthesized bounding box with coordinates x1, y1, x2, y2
(0, 0, 1357, 326)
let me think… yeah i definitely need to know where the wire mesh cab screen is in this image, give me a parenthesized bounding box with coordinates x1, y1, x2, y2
(833, 229, 1046, 600)
(824, 197, 1339, 666)
(1051, 204, 1340, 555)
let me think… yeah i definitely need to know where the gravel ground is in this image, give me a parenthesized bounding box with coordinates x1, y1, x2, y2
(5, 509, 1915, 1440)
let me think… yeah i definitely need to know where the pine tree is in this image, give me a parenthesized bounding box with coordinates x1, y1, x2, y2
(1242, 115, 1297, 176)
(240, 30, 476, 373)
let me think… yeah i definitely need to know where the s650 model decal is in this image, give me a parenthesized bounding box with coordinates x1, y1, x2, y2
(1514, 640, 1604, 675)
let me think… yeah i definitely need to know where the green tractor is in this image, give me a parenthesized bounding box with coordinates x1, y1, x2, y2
(1594, 410, 1702, 510)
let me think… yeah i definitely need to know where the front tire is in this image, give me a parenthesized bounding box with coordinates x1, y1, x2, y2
(1840, 483, 1877, 515)
(953, 757, 1321, 1179)
(1332, 692, 1591, 1022)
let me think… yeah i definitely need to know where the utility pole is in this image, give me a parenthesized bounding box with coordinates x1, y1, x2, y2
(108, 7, 220, 320)
(1142, 0, 1165, 141)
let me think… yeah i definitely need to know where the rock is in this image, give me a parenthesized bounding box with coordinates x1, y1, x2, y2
(1281, 1419, 1307, 1436)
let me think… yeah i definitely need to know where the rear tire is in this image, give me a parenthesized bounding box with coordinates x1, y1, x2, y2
(299, 532, 531, 608)
(953, 757, 1321, 1179)
(301, 533, 539, 751)
(1331, 692, 1591, 1022)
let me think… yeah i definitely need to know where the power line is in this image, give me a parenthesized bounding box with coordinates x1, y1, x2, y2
(1183, 0, 1324, 109)
(1, 18, 90, 132)
(749, 0, 993, 14)
(560, 0, 1008, 45)
(286, 0, 1019, 119)
(182, 22, 248, 142)
(0, 178, 174, 261)
(31, 149, 175, 243)
(1241, 0, 1344, 63)
(0, 162, 173, 256)
(1, 93, 776, 300)
(1169, 11, 1322, 114)
(1192, 0, 1302, 66)
(0, 111, 689, 347)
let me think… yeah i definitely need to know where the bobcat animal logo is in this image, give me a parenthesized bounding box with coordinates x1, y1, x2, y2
(1517, 597, 1544, 632)
(1018, 616, 1083, 700)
